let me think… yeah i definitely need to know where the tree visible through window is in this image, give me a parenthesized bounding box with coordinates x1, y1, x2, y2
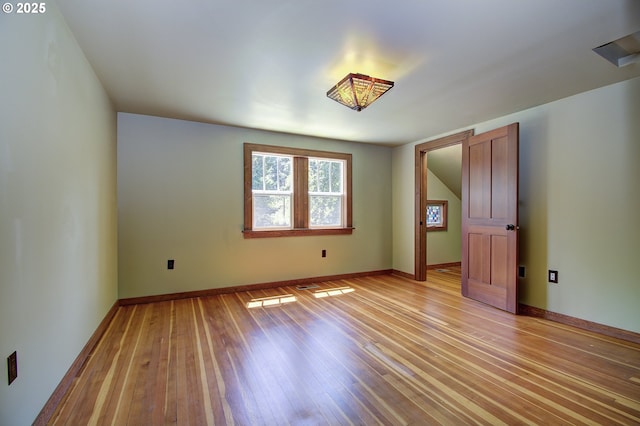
(252, 153, 292, 228)
(309, 158, 343, 227)
(243, 143, 352, 238)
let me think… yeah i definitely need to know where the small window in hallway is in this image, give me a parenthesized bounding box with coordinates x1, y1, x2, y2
(426, 200, 448, 231)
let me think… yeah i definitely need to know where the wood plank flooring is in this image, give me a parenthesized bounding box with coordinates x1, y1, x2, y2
(49, 268, 640, 425)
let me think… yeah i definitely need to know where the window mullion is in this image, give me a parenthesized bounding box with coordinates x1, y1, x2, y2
(293, 156, 308, 229)
(261, 155, 266, 190)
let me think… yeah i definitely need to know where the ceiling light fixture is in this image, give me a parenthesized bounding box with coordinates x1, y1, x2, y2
(326, 73, 394, 111)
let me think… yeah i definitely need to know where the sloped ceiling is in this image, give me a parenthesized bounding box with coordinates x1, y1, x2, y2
(55, 0, 640, 146)
(428, 145, 462, 199)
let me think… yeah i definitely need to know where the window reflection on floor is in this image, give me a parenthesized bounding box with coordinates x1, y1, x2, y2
(313, 286, 354, 298)
(246, 294, 297, 308)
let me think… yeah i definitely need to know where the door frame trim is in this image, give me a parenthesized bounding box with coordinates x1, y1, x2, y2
(414, 130, 474, 281)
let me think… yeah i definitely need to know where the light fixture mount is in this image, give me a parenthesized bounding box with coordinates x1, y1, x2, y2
(326, 73, 394, 111)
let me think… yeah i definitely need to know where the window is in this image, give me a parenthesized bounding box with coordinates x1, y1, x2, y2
(244, 143, 352, 238)
(251, 153, 293, 229)
(308, 158, 344, 227)
(426, 200, 448, 231)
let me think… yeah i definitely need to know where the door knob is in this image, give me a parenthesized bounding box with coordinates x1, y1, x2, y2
(506, 224, 517, 231)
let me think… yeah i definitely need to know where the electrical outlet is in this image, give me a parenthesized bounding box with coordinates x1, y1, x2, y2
(548, 270, 558, 283)
(167, 259, 175, 270)
(321, 250, 326, 258)
(7, 351, 17, 385)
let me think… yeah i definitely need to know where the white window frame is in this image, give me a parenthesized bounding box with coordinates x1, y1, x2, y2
(308, 157, 346, 229)
(251, 152, 294, 230)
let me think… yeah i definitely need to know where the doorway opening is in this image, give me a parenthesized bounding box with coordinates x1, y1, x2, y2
(414, 130, 473, 282)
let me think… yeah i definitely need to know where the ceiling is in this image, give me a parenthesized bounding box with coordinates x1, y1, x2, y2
(428, 145, 462, 199)
(55, 0, 640, 146)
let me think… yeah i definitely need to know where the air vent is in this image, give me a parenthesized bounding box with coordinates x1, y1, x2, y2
(593, 30, 640, 67)
(296, 284, 319, 290)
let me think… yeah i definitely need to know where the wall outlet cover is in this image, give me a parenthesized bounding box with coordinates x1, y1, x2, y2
(518, 265, 526, 278)
(548, 270, 559, 283)
(8, 351, 17, 385)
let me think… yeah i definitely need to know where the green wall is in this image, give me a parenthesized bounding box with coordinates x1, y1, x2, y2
(393, 76, 640, 333)
(426, 169, 461, 266)
(0, 3, 118, 424)
(117, 113, 393, 299)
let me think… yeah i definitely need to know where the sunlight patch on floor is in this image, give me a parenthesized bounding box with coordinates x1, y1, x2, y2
(247, 294, 297, 308)
(313, 286, 355, 298)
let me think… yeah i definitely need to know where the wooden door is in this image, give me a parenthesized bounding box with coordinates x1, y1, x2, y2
(461, 123, 519, 313)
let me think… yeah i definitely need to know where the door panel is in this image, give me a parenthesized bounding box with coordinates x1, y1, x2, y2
(468, 233, 485, 282)
(491, 234, 508, 287)
(491, 136, 509, 219)
(462, 123, 519, 313)
(469, 142, 491, 218)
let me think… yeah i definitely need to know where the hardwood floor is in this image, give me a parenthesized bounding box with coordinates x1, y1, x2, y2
(49, 268, 640, 425)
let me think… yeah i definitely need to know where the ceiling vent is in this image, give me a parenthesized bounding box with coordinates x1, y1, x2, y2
(593, 30, 640, 67)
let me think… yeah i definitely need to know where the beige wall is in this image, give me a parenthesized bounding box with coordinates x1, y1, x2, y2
(426, 169, 461, 266)
(393, 76, 640, 333)
(0, 3, 118, 425)
(117, 113, 393, 299)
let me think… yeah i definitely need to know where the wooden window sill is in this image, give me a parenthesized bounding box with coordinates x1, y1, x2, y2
(243, 228, 354, 239)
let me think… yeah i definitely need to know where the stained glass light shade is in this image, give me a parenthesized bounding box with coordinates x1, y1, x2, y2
(326, 73, 394, 111)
